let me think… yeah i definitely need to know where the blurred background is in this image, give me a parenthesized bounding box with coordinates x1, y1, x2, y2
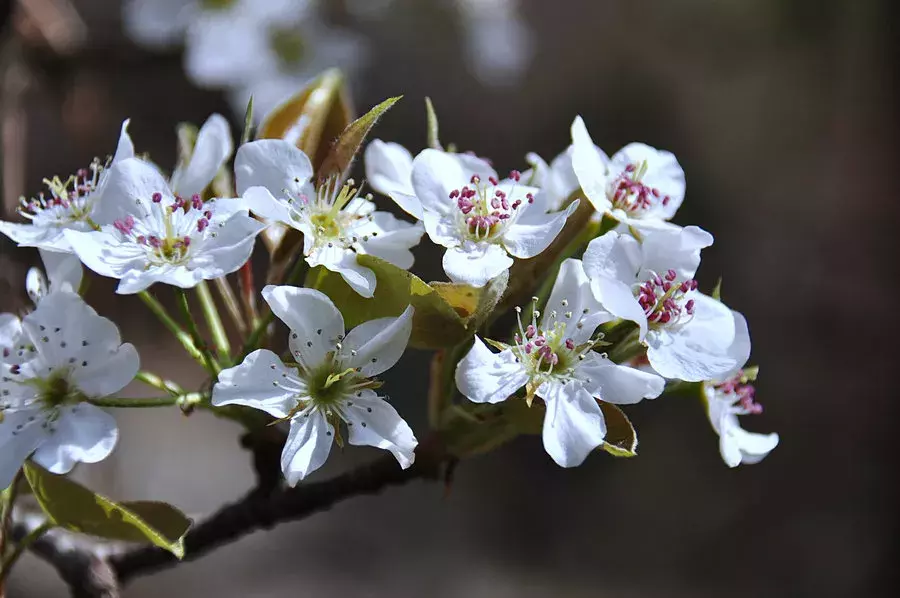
(1, 0, 897, 596)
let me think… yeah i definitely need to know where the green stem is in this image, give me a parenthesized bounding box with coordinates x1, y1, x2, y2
(175, 289, 220, 374)
(135, 371, 184, 396)
(214, 276, 247, 337)
(138, 291, 206, 367)
(196, 281, 231, 359)
(89, 393, 205, 409)
(0, 522, 53, 586)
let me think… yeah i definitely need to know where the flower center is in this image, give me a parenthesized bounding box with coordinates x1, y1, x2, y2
(450, 171, 532, 242)
(511, 300, 598, 381)
(606, 160, 669, 215)
(285, 177, 379, 254)
(714, 368, 763, 414)
(112, 193, 215, 266)
(635, 269, 698, 328)
(35, 369, 84, 410)
(18, 163, 104, 228)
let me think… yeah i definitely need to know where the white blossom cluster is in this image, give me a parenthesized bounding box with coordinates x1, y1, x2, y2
(1, 103, 777, 494)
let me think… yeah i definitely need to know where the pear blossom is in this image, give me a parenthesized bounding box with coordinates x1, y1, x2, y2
(26, 250, 84, 305)
(571, 116, 685, 234)
(63, 158, 265, 294)
(583, 227, 741, 382)
(410, 148, 579, 287)
(0, 120, 134, 252)
(0, 291, 139, 489)
(212, 286, 417, 485)
(523, 146, 585, 214)
(364, 139, 422, 219)
(168, 113, 234, 198)
(455, 259, 664, 467)
(702, 310, 778, 467)
(235, 139, 423, 297)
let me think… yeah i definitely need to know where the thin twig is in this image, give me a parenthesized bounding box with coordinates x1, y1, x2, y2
(195, 281, 231, 359)
(213, 276, 247, 337)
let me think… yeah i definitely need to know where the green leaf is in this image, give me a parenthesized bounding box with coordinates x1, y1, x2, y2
(432, 282, 481, 319)
(317, 96, 402, 182)
(711, 277, 723, 301)
(240, 95, 254, 145)
(425, 97, 441, 149)
(311, 255, 469, 349)
(175, 122, 199, 175)
(598, 402, 638, 457)
(470, 270, 508, 330)
(24, 463, 191, 557)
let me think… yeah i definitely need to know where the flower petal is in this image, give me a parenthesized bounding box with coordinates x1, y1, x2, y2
(502, 200, 579, 259)
(364, 139, 422, 219)
(542, 258, 610, 344)
(342, 306, 414, 376)
(442, 243, 513, 287)
(610, 142, 685, 220)
(170, 113, 233, 197)
(71, 343, 139, 398)
(577, 353, 665, 404)
(0, 408, 49, 489)
(262, 285, 344, 367)
(538, 380, 606, 467)
(357, 213, 423, 269)
(583, 231, 641, 285)
(212, 349, 305, 419)
(31, 403, 118, 474)
(592, 276, 648, 340)
(411, 149, 497, 216)
(282, 409, 334, 486)
(112, 119, 136, 165)
(242, 186, 295, 226)
(235, 139, 313, 197)
(38, 249, 83, 295)
(0, 221, 70, 252)
(570, 116, 611, 213)
(638, 225, 713, 281)
(341, 390, 417, 468)
(92, 158, 173, 225)
(455, 338, 528, 404)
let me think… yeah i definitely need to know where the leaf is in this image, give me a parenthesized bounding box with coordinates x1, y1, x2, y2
(425, 97, 441, 149)
(598, 402, 638, 457)
(711, 277, 723, 301)
(311, 255, 469, 349)
(240, 95, 254, 144)
(317, 96, 402, 182)
(257, 70, 354, 259)
(470, 269, 508, 330)
(24, 463, 191, 557)
(432, 283, 481, 319)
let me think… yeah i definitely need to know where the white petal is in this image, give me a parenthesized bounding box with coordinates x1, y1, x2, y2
(442, 243, 513, 287)
(212, 349, 305, 419)
(638, 225, 713, 281)
(31, 404, 118, 474)
(610, 142, 685, 219)
(0, 221, 70, 252)
(422, 211, 460, 248)
(242, 186, 295, 226)
(71, 343, 139, 398)
(543, 258, 610, 344)
(0, 313, 22, 351)
(455, 338, 528, 404)
(357, 213, 423, 269)
(92, 158, 174, 225)
(502, 200, 578, 259)
(411, 149, 497, 216)
(364, 140, 422, 219)
(646, 294, 738, 381)
(235, 139, 313, 197)
(321, 252, 378, 298)
(188, 212, 266, 277)
(570, 116, 611, 213)
(170, 113, 233, 197)
(282, 409, 334, 486)
(262, 285, 344, 367)
(341, 390, 417, 468)
(583, 231, 641, 285)
(718, 413, 779, 467)
(576, 353, 665, 404)
(0, 408, 49, 489)
(112, 119, 136, 165)
(538, 380, 606, 468)
(342, 306, 414, 376)
(716, 310, 752, 382)
(591, 277, 648, 340)
(38, 249, 83, 295)
(63, 230, 147, 286)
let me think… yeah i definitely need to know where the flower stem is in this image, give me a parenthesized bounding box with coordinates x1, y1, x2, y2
(135, 371, 184, 396)
(0, 522, 53, 587)
(89, 393, 205, 409)
(238, 263, 260, 330)
(196, 281, 231, 360)
(214, 276, 247, 336)
(174, 289, 220, 374)
(138, 291, 206, 367)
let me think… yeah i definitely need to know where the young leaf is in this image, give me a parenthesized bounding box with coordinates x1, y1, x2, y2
(24, 463, 191, 557)
(598, 402, 638, 457)
(711, 277, 723, 301)
(311, 255, 469, 349)
(240, 95, 254, 144)
(432, 282, 481, 319)
(317, 96, 402, 182)
(425, 96, 441, 149)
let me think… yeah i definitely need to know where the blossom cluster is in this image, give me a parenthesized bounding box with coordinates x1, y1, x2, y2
(0, 87, 777, 503)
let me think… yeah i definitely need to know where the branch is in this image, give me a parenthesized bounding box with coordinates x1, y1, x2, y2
(110, 437, 447, 586)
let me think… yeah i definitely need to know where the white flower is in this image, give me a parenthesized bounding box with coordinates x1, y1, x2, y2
(410, 148, 579, 287)
(523, 146, 586, 214)
(212, 286, 417, 485)
(0, 292, 139, 489)
(703, 311, 778, 467)
(583, 227, 740, 382)
(168, 113, 234, 198)
(235, 139, 423, 297)
(0, 120, 134, 252)
(364, 140, 422, 219)
(455, 259, 664, 467)
(571, 116, 685, 234)
(26, 250, 84, 306)
(63, 158, 265, 294)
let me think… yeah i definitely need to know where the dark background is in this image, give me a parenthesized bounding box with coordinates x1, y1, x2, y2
(2, 0, 897, 596)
